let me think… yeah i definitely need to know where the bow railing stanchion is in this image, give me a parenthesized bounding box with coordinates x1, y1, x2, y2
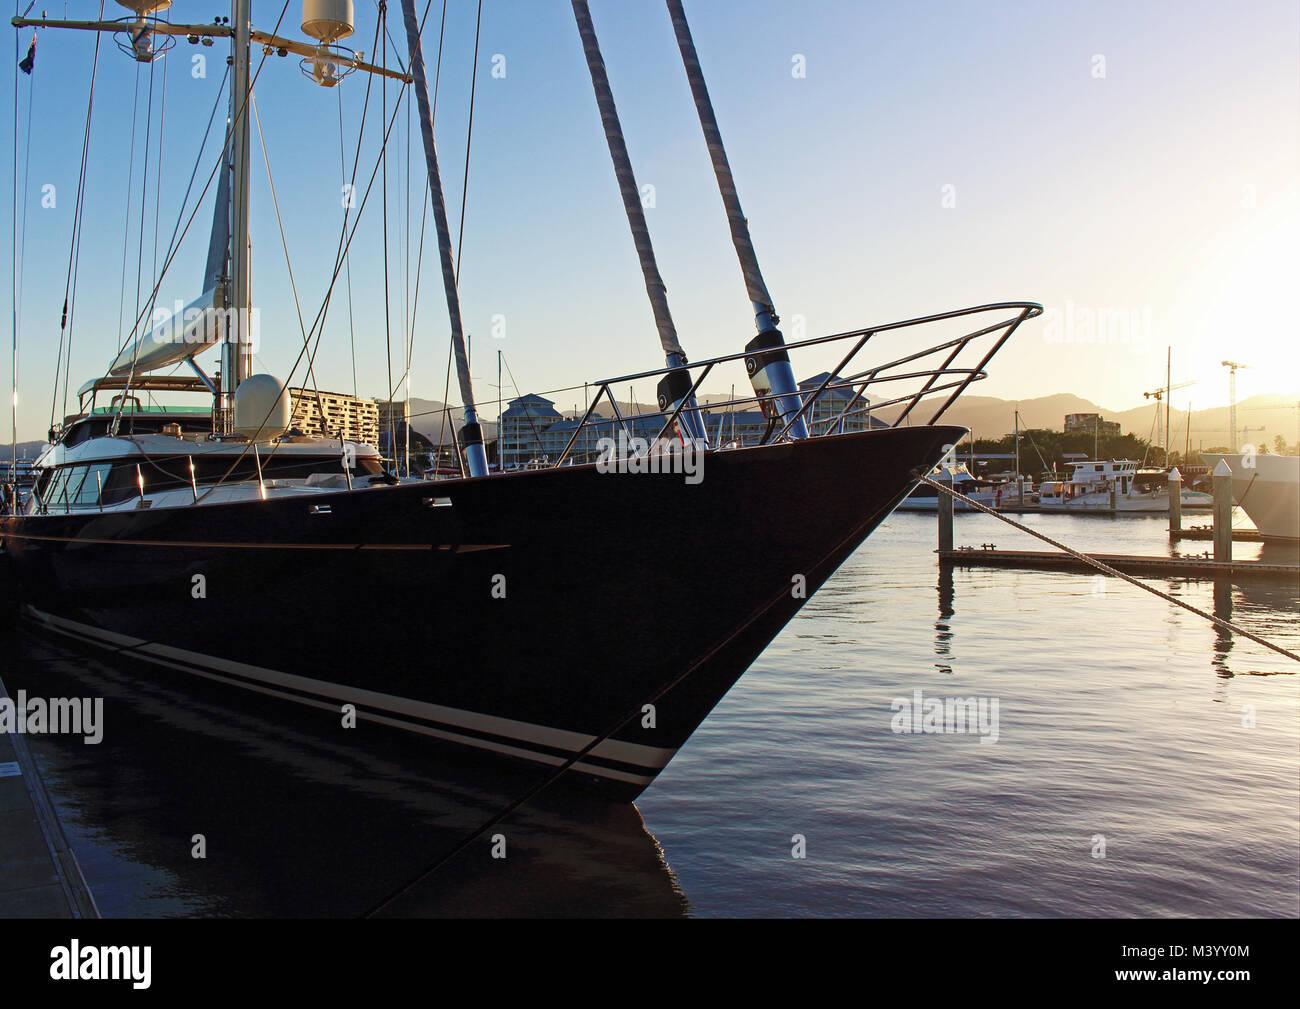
(556, 382, 611, 467)
(527, 301, 1040, 467)
(926, 305, 1037, 425)
(650, 361, 716, 448)
(773, 330, 876, 443)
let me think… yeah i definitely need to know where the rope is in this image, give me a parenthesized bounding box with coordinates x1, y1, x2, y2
(920, 473, 1299, 663)
(361, 488, 906, 917)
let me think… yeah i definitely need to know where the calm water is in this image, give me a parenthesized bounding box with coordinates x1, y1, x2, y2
(5, 511, 1298, 917)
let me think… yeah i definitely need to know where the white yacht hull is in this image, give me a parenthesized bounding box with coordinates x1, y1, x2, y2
(1200, 453, 1300, 542)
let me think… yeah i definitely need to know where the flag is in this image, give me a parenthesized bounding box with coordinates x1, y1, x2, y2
(18, 36, 35, 75)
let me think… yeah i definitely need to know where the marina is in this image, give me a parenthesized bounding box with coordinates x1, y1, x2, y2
(2, 509, 1295, 917)
(0, 0, 1295, 950)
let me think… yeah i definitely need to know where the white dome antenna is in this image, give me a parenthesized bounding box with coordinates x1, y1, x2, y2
(112, 0, 175, 62)
(233, 375, 292, 442)
(302, 0, 354, 44)
(300, 0, 360, 86)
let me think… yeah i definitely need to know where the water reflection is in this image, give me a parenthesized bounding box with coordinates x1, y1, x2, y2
(1211, 580, 1235, 677)
(2, 630, 689, 918)
(934, 562, 955, 673)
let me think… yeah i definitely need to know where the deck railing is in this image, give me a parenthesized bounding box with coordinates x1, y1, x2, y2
(520, 301, 1041, 469)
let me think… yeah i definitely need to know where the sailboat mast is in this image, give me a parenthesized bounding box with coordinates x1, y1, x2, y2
(665, 0, 807, 440)
(1170, 345, 1180, 468)
(571, 0, 706, 446)
(220, 0, 253, 433)
(398, 0, 488, 477)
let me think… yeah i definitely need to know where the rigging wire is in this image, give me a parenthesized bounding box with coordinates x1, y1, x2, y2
(114, 62, 142, 355)
(50, 0, 107, 434)
(453, 0, 482, 285)
(10, 8, 24, 481)
(150, 64, 230, 324)
(381, 1, 395, 469)
(110, 0, 297, 426)
(196, 10, 408, 495)
(360, 489, 911, 917)
(338, 88, 359, 400)
(147, 38, 168, 354)
(250, 94, 327, 420)
(125, 52, 159, 414)
(920, 474, 1300, 663)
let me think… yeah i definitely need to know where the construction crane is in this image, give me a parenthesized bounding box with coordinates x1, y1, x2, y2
(1221, 360, 1252, 449)
(1144, 378, 1194, 466)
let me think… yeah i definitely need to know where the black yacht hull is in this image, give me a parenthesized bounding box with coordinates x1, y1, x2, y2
(1, 426, 961, 800)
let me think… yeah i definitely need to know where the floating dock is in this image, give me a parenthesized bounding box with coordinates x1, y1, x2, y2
(938, 546, 1299, 582)
(1170, 525, 1265, 542)
(0, 674, 98, 917)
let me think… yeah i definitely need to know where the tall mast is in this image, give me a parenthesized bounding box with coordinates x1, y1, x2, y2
(1164, 346, 1171, 467)
(398, 0, 488, 477)
(220, 0, 253, 433)
(665, 0, 807, 440)
(571, 0, 706, 445)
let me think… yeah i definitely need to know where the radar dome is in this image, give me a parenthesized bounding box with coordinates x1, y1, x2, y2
(233, 374, 292, 441)
(302, 0, 355, 44)
(114, 0, 173, 15)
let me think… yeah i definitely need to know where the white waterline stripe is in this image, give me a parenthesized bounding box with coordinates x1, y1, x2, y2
(27, 608, 671, 777)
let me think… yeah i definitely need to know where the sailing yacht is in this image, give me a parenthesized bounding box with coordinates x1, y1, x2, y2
(2, 0, 1040, 800)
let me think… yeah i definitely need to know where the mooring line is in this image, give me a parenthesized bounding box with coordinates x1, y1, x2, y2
(360, 492, 904, 917)
(919, 473, 1299, 663)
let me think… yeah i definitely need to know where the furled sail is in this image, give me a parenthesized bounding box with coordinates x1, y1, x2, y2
(107, 158, 230, 378)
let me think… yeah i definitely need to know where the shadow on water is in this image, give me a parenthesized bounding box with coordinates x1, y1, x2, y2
(0, 628, 689, 918)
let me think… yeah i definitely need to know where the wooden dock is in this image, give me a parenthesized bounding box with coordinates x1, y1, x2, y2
(0, 674, 98, 918)
(1171, 525, 1265, 542)
(938, 547, 1299, 582)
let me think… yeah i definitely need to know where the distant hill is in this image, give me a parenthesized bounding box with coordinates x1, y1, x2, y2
(406, 391, 1299, 452)
(14, 392, 1290, 455)
(0, 441, 48, 461)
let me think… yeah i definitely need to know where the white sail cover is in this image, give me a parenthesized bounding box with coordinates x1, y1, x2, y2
(108, 153, 230, 379)
(107, 286, 224, 377)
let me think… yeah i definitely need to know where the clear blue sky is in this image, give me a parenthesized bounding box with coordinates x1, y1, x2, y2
(5, 0, 1298, 440)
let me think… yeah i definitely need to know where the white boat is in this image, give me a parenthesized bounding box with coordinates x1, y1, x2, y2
(1200, 453, 1300, 543)
(894, 457, 1032, 511)
(1037, 459, 1213, 513)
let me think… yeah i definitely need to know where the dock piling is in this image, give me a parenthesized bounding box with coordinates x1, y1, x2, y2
(1168, 466, 1182, 540)
(1212, 459, 1233, 562)
(936, 467, 954, 554)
